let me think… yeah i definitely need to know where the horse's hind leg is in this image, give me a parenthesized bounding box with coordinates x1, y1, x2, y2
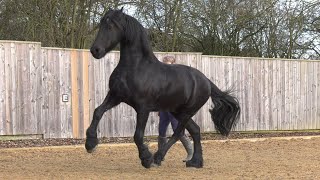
(154, 114, 203, 168)
(153, 113, 190, 166)
(85, 92, 120, 153)
(153, 129, 181, 165)
(185, 120, 203, 168)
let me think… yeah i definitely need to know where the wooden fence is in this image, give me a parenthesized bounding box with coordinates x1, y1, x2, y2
(0, 41, 319, 138)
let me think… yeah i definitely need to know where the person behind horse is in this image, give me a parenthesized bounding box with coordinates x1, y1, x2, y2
(158, 56, 193, 162)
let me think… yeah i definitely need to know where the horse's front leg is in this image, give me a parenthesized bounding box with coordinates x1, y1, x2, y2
(134, 111, 154, 168)
(85, 92, 120, 153)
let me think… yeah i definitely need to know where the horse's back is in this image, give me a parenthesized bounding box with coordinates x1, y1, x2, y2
(155, 63, 211, 112)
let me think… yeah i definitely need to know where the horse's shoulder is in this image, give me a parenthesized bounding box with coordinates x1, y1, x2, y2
(109, 67, 130, 90)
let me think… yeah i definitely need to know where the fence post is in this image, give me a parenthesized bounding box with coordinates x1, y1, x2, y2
(71, 50, 79, 138)
(82, 51, 90, 138)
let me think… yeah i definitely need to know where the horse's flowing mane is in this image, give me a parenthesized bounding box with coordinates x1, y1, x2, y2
(121, 13, 153, 54)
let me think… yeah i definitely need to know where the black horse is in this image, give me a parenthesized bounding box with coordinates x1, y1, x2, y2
(85, 8, 240, 168)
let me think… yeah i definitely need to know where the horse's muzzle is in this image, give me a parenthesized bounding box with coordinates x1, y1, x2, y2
(90, 46, 105, 59)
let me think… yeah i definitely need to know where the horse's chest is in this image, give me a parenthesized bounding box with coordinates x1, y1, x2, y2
(108, 69, 133, 98)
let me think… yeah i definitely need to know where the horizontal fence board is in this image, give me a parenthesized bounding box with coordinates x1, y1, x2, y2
(0, 41, 319, 138)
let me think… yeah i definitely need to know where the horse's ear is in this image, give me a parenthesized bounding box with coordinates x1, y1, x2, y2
(120, 7, 124, 12)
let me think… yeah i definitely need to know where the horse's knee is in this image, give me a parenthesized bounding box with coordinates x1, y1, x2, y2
(93, 107, 105, 120)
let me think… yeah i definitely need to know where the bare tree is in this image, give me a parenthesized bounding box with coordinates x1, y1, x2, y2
(0, 0, 318, 59)
(0, 0, 133, 49)
(135, 0, 184, 52)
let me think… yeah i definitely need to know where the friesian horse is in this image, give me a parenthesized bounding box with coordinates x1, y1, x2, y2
(85, 8, 240, 168)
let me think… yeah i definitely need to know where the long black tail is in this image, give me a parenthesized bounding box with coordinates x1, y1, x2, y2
(209, 80, 240, 136)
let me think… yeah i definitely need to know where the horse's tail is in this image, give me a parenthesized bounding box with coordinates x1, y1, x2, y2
(208, 80, 240, 136)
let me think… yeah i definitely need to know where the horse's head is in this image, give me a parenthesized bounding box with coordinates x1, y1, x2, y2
(90, 8, 125, 59)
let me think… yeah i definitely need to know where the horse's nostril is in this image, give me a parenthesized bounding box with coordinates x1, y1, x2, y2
(90, 47, 101, 55)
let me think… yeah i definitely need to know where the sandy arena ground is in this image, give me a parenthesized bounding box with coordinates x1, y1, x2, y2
(1, 137, 320, 179)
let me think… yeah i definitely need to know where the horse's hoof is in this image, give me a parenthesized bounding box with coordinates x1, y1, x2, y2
(153, 159, 162, 166)
(153, 151, 163, 166)
(186, 159, 203, 168)
(141, 158, 154, 169)
(85, 137, 98, 153)
(86, 146, 97, 153)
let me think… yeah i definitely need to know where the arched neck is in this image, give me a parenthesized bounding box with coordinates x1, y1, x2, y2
(118, 37, 157, 66)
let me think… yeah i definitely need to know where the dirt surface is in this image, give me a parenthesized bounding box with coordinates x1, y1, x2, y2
(1, 136, 320, 179)
(2, 131, 320, 148)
